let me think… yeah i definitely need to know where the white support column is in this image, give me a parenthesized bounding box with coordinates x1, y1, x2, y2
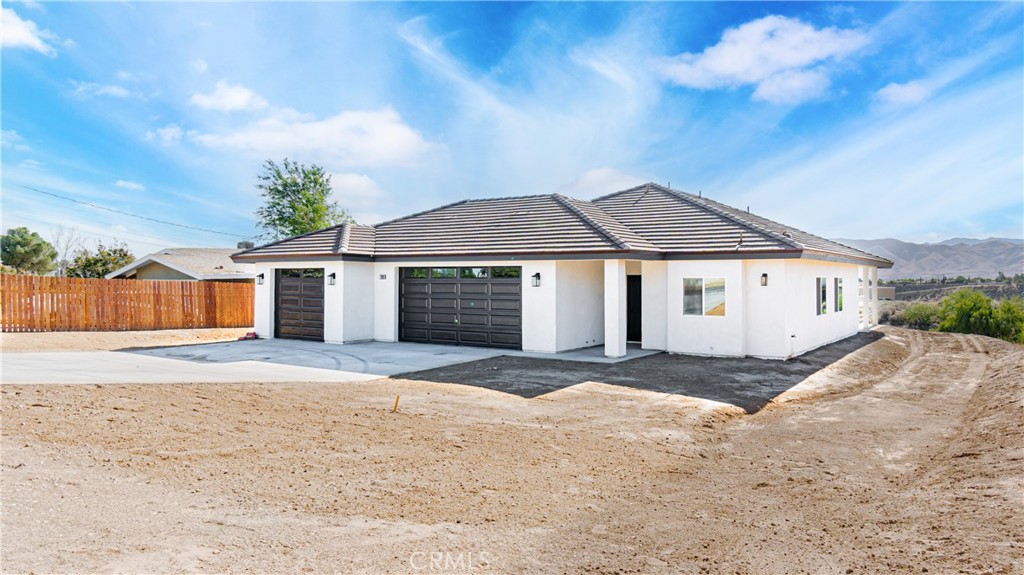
(869, 266, 879, 327)
(858, 265, 868, 330)
(604, 259, 627, 358)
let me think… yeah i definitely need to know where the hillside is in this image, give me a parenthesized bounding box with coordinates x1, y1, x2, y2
(836, 237, 1024, 280)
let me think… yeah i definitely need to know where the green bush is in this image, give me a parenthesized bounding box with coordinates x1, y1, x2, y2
(993, 297, 1024, 344)
(937, 289, 1024, 344)
(903, 302, 939, 330)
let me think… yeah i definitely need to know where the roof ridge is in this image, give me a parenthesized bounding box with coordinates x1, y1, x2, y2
(654, 184, 802, 250)
(551, 194, 628, 250)
(336, 224, 350, 253)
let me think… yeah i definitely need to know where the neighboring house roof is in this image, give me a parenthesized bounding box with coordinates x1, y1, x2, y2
(106, 248, 256, 280)
(232, 183, 892, 267)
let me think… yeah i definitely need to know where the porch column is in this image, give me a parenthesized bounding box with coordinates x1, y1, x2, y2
(869, 266, 879, 327)
(604, 259, 627, 358)
(858, 265, 869, 330)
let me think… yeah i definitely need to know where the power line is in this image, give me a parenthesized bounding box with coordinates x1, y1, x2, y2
(17, 184, 253, 239)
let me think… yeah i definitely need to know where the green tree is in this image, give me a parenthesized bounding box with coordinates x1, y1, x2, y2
(993, 297, 1024, 344)
(0, 227, 57, 274)
(938, 289, 995, 337)
(254, 158, 353, 240)
(66, 242, 135, 278)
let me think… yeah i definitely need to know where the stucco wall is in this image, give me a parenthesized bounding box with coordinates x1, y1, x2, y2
(135, 262, 193, 281)
(783, 259, 861, 357)
(342, 262, 374, 342)
(743, 259, 788, 358)
(555, 260, 604, 351)
(641, 260, 668, 351)
(665, 260, 745, 357)
(373, 263, 398, 342)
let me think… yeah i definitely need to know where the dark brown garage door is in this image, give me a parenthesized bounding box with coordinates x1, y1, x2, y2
(400, 266, 522, 349)
(275, 269, 325, 341)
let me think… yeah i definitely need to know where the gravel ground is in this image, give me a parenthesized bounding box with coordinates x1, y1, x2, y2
(2, 327, 1021, 574)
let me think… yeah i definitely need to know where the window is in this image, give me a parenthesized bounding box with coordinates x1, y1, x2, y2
(835, 278, 843, 312)
(491, 266, 521, 278)
(431, 267, 457, 278)
(684, 278, 703, 315)
(816, 277, 828, 315)
(684, 277, 726, 316)
(405, 268, 428, 279)
(460, 267, 488, 278)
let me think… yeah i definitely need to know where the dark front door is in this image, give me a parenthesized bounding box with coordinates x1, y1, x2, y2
(399, 266, 522, 349)
(275, 269, 325, 341)
(627, 275, 642, 342)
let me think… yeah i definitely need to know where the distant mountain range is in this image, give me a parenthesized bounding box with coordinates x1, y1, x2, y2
(834, 237, 1024, 280)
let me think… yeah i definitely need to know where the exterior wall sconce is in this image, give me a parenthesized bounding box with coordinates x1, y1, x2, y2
(328, 272, 336, 285)
(256, 273, 264, 285)
(531, 272, 541, 287)
(760, 273, 768, 287)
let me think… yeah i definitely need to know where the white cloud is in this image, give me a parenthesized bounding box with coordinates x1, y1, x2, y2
(72, 81, 133, 98)
(658, 15, 868, 104)
(1, 129, 31, 151)
(557, 168, 647, 199)
(19, 159, 44, 170)
(144, 123, 183, 146)
(721, 70, 1022, 241)
(1, 7, 58, 56)
(327, 172, 388, 210)
(189, 59, 208, 74)
(190, 80, 268, 111)
(876, 81, 930, 104)
(114, 180, 145, 191)
(192, 107, 436, 168)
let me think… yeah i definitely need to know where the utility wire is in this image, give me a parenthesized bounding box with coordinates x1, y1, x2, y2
(17, 184, 253, 239)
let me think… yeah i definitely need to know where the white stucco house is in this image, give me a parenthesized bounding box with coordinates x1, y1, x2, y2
(232, 183, 892, 359)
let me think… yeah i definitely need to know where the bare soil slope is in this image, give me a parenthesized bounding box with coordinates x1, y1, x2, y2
(2, 328, 1021, 574)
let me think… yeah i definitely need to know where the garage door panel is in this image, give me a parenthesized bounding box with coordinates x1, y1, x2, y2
(403, 283, 430, 295)
(399, 266, 522, 350)
(491, 284, 521, 295)
(403, 311, 429, 323)
(489, 333, 522, 347)
(429, 329, 458, 342)
(403, 327, 428, 340)
(458, 331, 489, 344)
(404, 297, 429, 309)
(430, 313, 458, 324)
(458, 314, 488, 325)
(490, 315, 521, 327)
(490, 299, 521, 311)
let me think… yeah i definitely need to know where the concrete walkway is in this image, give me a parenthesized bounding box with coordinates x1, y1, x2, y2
(1, 340, 660, 385)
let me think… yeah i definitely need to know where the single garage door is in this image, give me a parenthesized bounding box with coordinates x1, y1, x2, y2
(400, 266, 522, 349)
(275, 268, 325, 341)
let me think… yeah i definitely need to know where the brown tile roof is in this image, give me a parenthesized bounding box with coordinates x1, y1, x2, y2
(232, 223, 375, 260)
(232, 183, 892, 267)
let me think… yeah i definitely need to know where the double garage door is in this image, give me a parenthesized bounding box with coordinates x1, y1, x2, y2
(399, 266, 522, 349)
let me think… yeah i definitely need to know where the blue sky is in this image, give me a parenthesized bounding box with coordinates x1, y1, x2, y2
(2, 1, 1022, 256)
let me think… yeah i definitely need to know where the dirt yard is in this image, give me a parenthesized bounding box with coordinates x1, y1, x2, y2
(2, 327, 1022, 574)
(0, 327, 251, 353)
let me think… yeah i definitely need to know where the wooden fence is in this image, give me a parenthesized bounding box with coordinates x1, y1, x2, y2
(0, 275, 254, 332)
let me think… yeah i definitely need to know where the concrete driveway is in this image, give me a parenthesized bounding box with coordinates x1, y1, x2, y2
(2, 340, 529, 385)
